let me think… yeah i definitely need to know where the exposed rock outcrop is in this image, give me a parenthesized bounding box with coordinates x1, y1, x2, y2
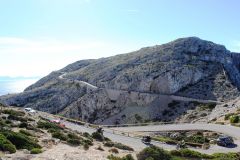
(1, 37, 240, 124)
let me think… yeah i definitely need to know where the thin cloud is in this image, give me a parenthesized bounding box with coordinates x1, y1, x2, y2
(0, 37, 38, 46)
(0, 37, 148, 77)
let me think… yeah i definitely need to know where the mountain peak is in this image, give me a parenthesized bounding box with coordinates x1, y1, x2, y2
(1, 37, 240, 124)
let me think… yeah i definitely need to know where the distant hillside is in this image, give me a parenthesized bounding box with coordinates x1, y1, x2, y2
(1, 37, 240, 124)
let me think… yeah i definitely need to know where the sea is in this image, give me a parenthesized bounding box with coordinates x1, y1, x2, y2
(0, 77, 40, 96)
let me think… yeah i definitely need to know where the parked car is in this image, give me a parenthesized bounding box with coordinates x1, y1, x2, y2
(51, 119, 61, 124)
(217, 136, 234, 147)
(51, 119, 65, 128)
(24, 108, 36, 113)
(142, 136, 151, 144)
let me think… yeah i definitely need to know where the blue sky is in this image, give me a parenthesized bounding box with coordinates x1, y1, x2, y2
(0, 0, 240, 77)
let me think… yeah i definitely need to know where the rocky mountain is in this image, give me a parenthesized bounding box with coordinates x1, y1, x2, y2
(1, 37, 240, 124)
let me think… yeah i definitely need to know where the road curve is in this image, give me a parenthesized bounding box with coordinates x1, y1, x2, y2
(111, 123, 240, 140)
(63, 121, 240, 154)
(40, 113, 240, 154)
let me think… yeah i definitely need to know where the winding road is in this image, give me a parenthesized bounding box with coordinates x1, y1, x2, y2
(41, 112, 240, 154)
(53, 72, 240, 154)
(58, 72, 221, 104)
(110, 123, 240, 140)
(64, 121, 240, 154)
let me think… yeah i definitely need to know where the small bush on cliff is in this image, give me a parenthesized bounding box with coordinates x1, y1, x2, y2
(230, 115, 239, 123)
(30, 148, 42, 154)
(52, 131, 68, 141)
(170, 149, 212, 159)
(67, 139, 81, 146)
(107, 154, 134, 160)
(92, 131, 104, 141)
(0, 134, 16, 153)
(137, 146, 171, 160)
(3, 109, 25, 117)
(19, 129, 34, 137)
(37, 121, 62, 130)
(1, 131, 41, 150)
(19, 122, 28, 128)
(113, 143, 134, 151)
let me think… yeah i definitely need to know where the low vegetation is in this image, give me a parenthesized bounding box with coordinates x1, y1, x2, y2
(91, 131, 105, 141)
(0, 134, 16, 153)
(170, 149, 212, 159)
(230, 115, 239, 123)
(137, 146, 172, 160)
(37, 120, 62, 130)
(30, 148, 43, 154)
(52, 131, 68, 141)
(136, 146, 240, 160)
(152, 131, 211, 149)
(1, 107, 240, 160)
(107, 154, 134, 160)
(1, 130, 41, 150)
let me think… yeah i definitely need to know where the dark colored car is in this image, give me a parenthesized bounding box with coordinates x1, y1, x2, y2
(142, 136, 151, 144)
(217, 136, 234, 147)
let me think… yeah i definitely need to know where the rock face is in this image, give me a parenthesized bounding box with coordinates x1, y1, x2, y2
(1, 37, 240, 124)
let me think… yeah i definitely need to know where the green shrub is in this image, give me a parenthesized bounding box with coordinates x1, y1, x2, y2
(3, 109, 25, 117)
(19, 129, 33, 137)
(107, 154, 121, 160)
(123, 154, 135, 160)
(92, 131, 104, 141)
(1, 131, 41, 150)
(207, 103, 217, 110)
(83, 139, 93, 146)
(47, 128, 59, 133)
(67, 133, 79, 139)
(19, 122, 28, 128)
(52, 132, 68, 141)
(67, 139, 81, 146)
(83, 132, 91, 138)
(30, 148, 42, 154)
(212, 152, 240, 160)
(230, 115, 239, 123)
(0, 134, 16, 153)
(169, 150, 181, 157)
(170, 149, 212, 159)
(0, 119, 8, 128)
(225, 113, 234, 120)
(152, 136, 177, 145)
(184, 135, 208, 144)
(104, 141, 115, 147)
(8, 115, 28, 122)
(137, 146, 172, 160)
(104, 137, 112, 142)
(114, 143, 134, 151)
(5, 120, 12, 124)
(37, 121, 62, 130)
(107, 154, 134, 160)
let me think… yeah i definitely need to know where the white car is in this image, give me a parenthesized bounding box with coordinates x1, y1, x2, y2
(24, 108, 36, 113)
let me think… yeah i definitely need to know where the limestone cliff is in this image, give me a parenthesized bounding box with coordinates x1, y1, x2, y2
(1, 37, 240, 124)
